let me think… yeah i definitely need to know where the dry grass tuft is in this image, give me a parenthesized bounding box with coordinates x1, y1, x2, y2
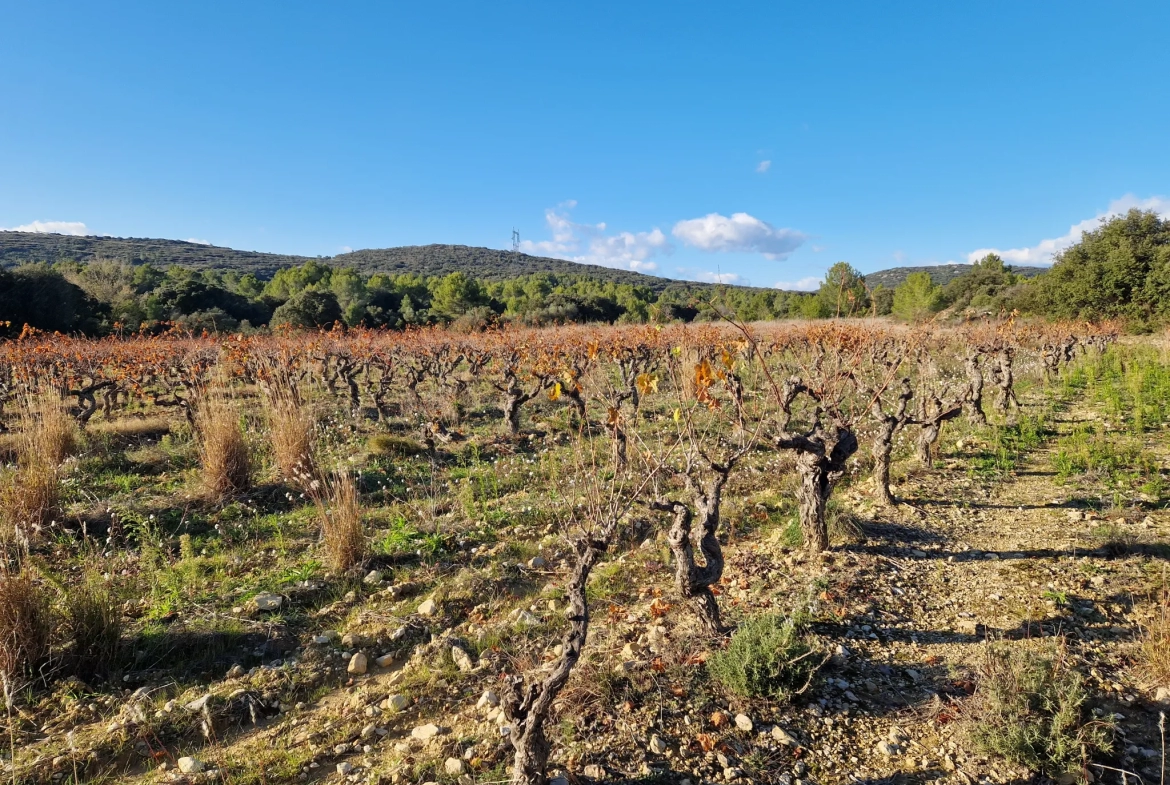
(262, 378, 316, 483)
(311, 471, 366, 573)
(89, 416, 172, 440)
(0, 392, 75, 547)
(0, 570, 52, 681)
(66, 575, 121, 678)
(1140, 569, 1170, 686)
(196, 391, 252, 497)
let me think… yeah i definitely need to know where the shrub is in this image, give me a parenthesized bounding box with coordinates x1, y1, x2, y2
(66, 576, 121, 679)
(969, 643, 1113, 780)
(313, 472, 365, 572)
(708, 613, 820, 700)
(0, 571, 52, 681)
(368, 433, 428, 458)
(196, 391, 252, 497)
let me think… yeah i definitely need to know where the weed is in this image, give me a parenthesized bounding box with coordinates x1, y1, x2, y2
(313, 471, 366, 573)
(196, 391, 252, 497)
(263, 377, 316, 483)
(368, 433, 428, 457)
(707, 613, 821, 700)
(1140, 568, 1170, 686)
(968, 642, 1113, 781)
(0, 570, 52, 680)
(65, 574, 122, 679)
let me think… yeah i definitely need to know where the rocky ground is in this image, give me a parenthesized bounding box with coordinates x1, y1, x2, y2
(7, 370, 1170, 785)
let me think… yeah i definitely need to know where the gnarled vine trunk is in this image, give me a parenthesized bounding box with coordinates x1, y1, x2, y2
(964, 353, 987, 425)
(503, 526, 613, 785)
(786, 425, 858, 553)
(652, 466, 732, 635)
(870, 379, 913, 506)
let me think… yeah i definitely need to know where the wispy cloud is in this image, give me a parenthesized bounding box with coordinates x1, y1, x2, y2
(774, 276, 821, 292)
(756, 160, 772, 174)
(672, 212, 806, 260)
(968, 194, 1170, 266)
(1, 220, 90, 236)
(185, 238, 211, 245)
(675, 267, 747, 285)
(520, 203, 670, 272)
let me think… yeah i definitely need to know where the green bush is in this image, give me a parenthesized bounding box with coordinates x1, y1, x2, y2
(368, 434, 428, 457)
(969, 644, 1112, 781)
(708, 613, 820, 700)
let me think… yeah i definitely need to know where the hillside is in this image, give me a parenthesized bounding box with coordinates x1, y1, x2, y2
(865, 263, 1045, 289)
(0, 232, 682, 291)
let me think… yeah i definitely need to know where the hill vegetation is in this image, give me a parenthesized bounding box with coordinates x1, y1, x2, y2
(2, 208, 1168, 334)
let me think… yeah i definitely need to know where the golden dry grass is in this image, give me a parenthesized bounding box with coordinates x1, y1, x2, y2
(262, 379, 316, 483)
(196, 391, 252, 497)
(314, 471, 365, 573)
(0, 392, 74, 546)
(0, 570, 51, 681)
(1141, 571, 1170, 686)
(88, 416, 172, 440)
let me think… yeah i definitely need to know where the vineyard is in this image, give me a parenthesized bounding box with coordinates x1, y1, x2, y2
(0, 319, 1167, 785)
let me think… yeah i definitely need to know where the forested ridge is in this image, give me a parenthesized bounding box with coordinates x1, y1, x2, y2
(1, 208, 1168, 335)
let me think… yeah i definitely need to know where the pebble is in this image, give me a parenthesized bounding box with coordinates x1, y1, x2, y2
(451, 645, 474, 672)
(383, 694, 409, 712)
(527, 556, 547, 569)
(417, 598, 438, 616)
(444, 758, 466, 775)
(336, 762, 353, 775)
(1155, 686, 1170, 704)
(375, 653, 395, 668)
(185, 694, 211, 712)
(735, 714, 753, 732)
(411, 723, 443, 740)
(178, 757, 204, 774)
(477, 690, 500, 709)
(253, 592, 282, 611)
(347, 653, 367, 675)
(648, 734, 668, 754)
(876, 740, 899, 756)
(772, 727, 798, 746)
(363, 570, 383, 585)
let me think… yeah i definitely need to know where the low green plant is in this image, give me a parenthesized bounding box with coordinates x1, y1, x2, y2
(708, 613, 820, 700)
(969, 643, 1112, 781)
(66, 575, 122, 678)
(367, 433, 428, 457)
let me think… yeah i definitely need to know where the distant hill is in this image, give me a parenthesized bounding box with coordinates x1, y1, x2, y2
(865, 263, 1046, 289)
(0, 232, 685, 291)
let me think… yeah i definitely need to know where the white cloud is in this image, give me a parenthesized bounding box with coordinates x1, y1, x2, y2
(672, 212, 806, 260)
(774, 276, 821, 292)
(520, 204, 670, 273)
(339, 245, 353, 254)
(756, 160, 772, 174)
(1, 220, 89, 236)
(968, 194, 1170, 266)
(675, 267, 747, 285)
(186, 238, 211, 245)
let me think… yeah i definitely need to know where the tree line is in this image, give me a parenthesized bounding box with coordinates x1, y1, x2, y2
(1, 209, 1166, 336)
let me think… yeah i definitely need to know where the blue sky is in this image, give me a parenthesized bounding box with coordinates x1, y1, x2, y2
(2, 2, 1168, 289)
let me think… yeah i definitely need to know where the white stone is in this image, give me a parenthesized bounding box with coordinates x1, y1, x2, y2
(1155, 686, 1170, 704)
(451, 645, 474, 672)
(772, 727, 797, 746)
(648, 734, 668, 754)
(347, 652, 368, 675)
(444, 758, 466, 775)
(411, 723, 443, 740)
(477, 690, 499, 709)
(253, 592, 283, 611)
(178, 757, 204, 774)
(383, 694, 409, 712)
(417, 598, 438, 616)
(734, 713, 753, 732)
(185, 694, 211, 712)
(375, 653, 395, 668)
(364, 570, 383, 585)
(336, 761, 354, 775)
(313, 635, 332, 645)
(527, 556, 547, 569)
(876, 740, 899, 756)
